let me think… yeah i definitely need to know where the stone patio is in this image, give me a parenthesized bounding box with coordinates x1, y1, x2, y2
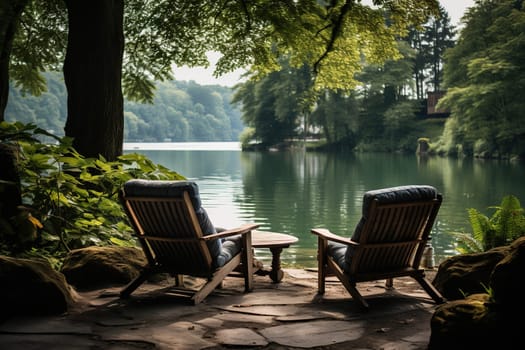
(0, 268, 440, 349)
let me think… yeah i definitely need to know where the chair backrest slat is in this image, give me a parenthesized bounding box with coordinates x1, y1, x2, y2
(348, 186, 442, 275)
(122, 190, 214, 273)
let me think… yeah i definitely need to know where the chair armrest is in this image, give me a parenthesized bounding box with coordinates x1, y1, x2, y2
(203, 223, 260, 241)
(311, 228, 359, 247)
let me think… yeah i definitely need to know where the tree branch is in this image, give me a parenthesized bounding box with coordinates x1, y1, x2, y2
(313, 0, 353, 74)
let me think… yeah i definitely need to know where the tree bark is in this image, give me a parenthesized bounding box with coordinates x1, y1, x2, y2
(0, 0, 29, 122)
(63, 0, 124, 160)
(0, 143, 22, 221)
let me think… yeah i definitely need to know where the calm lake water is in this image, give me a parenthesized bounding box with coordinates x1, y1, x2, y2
(124, 142, 525, 268)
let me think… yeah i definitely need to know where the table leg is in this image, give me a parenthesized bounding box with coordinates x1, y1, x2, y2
(269, 247, 284, 283)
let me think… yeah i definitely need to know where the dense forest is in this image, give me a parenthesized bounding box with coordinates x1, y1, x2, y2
(233, 0, 524, 160)
(5, 2, 452, 151)
(5, 1, 525, 160)
(6, 74, 243, 142)
(5, 4, 453, 154)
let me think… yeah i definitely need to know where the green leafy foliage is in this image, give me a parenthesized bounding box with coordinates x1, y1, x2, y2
(437, 0, 525, 158)
(232, 59, 312, 146)
(452, 195, 525, 254)
(10, 0, 440, 104)
(10, 0, 67, 96)
(0, 121, 184, 267)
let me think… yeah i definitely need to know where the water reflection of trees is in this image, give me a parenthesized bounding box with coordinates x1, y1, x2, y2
(240, 151, 525, 266)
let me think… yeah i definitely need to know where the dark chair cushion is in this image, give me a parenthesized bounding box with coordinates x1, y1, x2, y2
(216, 235, 242, 267)
(123, 179, 224, 266)
(123, 179, 202, 208)
(327, 241, 350, 272)
(339, 185, 438, 270)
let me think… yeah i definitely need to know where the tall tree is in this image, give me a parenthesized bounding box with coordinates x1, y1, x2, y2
(408, 4, 455, 99)
(357, 41, 420, 151)
(439, 0, 525, 157)
(408, 27, 426, 99)
(63, 0, 124, 159)
(310, 90, 359, 146)
(0, 0, 28, 121)
(422, 4, 455, 92)
(2, 0, 440, 160)
(233, 64, 308, 147)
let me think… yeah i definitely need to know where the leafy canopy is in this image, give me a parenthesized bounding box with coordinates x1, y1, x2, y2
(11, 0, 439, 102)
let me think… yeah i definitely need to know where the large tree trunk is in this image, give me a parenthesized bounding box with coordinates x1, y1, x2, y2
(0, 1, 27, 226)
(0, 143, 22, 222)
(63, 0, 124, 160)
(0, 0, 29, 122)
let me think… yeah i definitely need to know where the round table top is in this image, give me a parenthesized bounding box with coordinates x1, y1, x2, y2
(251, 230, 298, 248)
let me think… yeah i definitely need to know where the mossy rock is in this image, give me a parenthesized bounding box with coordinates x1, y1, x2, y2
(61, 246, 147, 290)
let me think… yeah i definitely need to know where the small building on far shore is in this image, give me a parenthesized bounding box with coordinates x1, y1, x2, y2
(426, 91, 450, 118)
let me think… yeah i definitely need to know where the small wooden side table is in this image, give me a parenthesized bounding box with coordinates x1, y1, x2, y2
(251, 230, 298, 283)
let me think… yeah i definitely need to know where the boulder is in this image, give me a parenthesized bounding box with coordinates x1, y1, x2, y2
(429, 293, 501, 348)
(0, 255, 77, 318)
(490, 236, 525, 310)
(432, 245, 509, 300)
(61, 246, 147, 290)
(429, 237, 525, 347)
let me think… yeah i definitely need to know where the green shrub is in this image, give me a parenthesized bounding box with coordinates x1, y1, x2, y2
(239, 127, 256, 147)
(0, 121, 184, 268)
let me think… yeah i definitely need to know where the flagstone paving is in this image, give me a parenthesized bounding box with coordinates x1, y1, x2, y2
(0, 268, 439, 349)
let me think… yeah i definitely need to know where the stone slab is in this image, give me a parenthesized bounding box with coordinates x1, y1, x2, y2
(214, 327, 268, 347)
(259, 319, 366, 348)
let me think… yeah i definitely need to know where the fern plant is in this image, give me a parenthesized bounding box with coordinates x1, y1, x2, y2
(453, 195, 525, 254)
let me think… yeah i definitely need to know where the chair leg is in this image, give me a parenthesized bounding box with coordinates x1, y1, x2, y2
(175, 274, 184, 287)
(120, 268, 152, 298)
(345, 283, 369, 310)
(192, 280, 222, 305)
(325, 258, 370, 310)
(317, 236, 327, 294)
(414, 274, 445, 304)
(334, 269, 369, 310)
(192, 255, 241, 304)
(242, 232, 254, 292)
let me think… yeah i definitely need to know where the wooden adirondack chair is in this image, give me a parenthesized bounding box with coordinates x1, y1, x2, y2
(311, 185, 445, 309)
(119, 179, 259, 304)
